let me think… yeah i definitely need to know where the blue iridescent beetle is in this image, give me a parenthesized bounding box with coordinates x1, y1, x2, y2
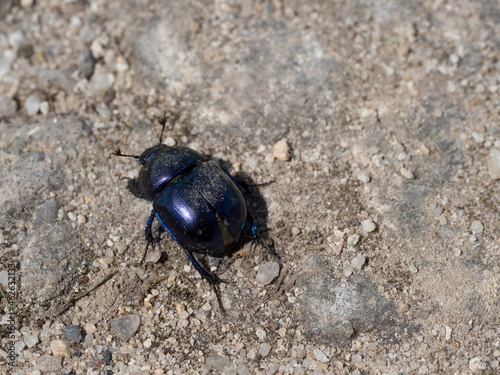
(114, 117, 277, 309)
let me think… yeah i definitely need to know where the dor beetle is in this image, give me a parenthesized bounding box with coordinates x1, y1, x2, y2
(114, 117, 277, 309)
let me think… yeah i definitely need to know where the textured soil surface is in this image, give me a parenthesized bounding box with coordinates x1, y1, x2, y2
(1, 1, 499, 374)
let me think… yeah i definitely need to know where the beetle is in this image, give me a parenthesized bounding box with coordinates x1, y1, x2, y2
(114, 117, 277, 309)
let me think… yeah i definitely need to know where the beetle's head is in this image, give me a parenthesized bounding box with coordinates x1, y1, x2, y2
(139, 144, 167, 165)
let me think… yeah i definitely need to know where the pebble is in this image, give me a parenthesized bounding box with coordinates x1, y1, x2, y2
(24, 334, 39, 348)
(24, 93, 41, 116)
(470, 220, 484, 234)
(351, 254, 366, 270)
(259, 342, 272, 356)
(313, 348, 330, 363)
(361, 218, 376, 233)
(347, 233, 360, 246)
(36, 354, 62, 372)
(400, 167, 415, 179)
(63, 325, 83, 343)
(84, 322, 97, 334)
(273, 140, 291, 161)
(39, 101, 49, 115)
(256, 262, 280, 285)
(38, 69, 75, 93)
(50, 339, 72, 357)
(472, 132, 484, 143)
(452, 248, 462, 257)
(0, 270, 8, 286)
(486, 149, 500, 180)
(409, 264, 419, 273)
(357, 172, 371, 183)
(0, 57, 10, 78)
(256, 327, 267, 340)
(111, 314, 140, 341)
(0, 94, 17, 118)
(86, 73, 115, 98)
(80, 49, 96, 79)
(20, 0, 34, 8)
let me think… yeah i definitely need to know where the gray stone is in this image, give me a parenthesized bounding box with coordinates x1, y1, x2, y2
(79, 49, 96, 79)
(38, 69, 75, 93)
(205, 354, 232, 372)
(36, 354, 62, 372)
(86, 73, 115, 98)
(256, 262, 280, 285)
(351, 254, 366, 270)
(487, 149, 500, 180)
(0, 94, 16, 118)
(259, 342, 272, 356)
(470, 220, 484, 234)
(21, 223, 83, 303)
(63, 325, 83, 343)
(33, 199, 61, 228)
(111, 314, 140, 341)
(361, 219, 376, 233)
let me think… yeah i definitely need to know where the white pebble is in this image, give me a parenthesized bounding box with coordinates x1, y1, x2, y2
(313, 348, 330, 363)
(487, 149, 500, 180)
(24, 93, 41, 116)
(351, 254, 366, 270)
(361, 219, 376, 233)
(357, 172, 371, 183)
(470, 220, 484, 234)
(400, 167, 415, 179)
(347, 234, 360, 246)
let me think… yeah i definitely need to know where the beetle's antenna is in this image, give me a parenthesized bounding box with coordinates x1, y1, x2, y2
(158, 116, 167, 145)
(113, 148, 140, 159)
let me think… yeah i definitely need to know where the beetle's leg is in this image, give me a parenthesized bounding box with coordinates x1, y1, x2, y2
(183, 248, 225, 312)
(140, 210, 156, 265)
(247, 212, 280, 260)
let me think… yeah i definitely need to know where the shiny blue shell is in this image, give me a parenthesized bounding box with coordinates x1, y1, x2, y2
(138, 145, 247, 254)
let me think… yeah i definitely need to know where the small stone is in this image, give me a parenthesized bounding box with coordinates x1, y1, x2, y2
(357, 172, 371, 183)
(77, 214, 87, 224)
(38, 69, 75, 92)
(0, 94, 17, 118)
(144, 338, 152, 349)
(63, 325, 83, 343)
(273, 140, 291, 161)
(400, 167, 415, 179)
(50, 340, 72, 357)
(472, 132, 485, 143)
(37, 354, 62, 372)
(470, 220, 484, 234)
(259, 343, 272, 356)
(452, 248, 462, 257)
(256, 262, 280, 285)
(39, 101, 49, 115)
(111, 314, 140, 341)
(445, 326, 452, 341)
(80, 49, 96, 79)
(84, 322, 97, 334)
(361, 218, 376, 233)
(351, 254, 366, 270)
(313, 348, 330, 363)
(419, 144, 430, 155)
(347, 234, 360, 246)
(24, 334, 39, 348)
(256, 327, 266, 340)
(469, 357, 481, 371)
(486, 149, 500, 180)
(0, 57, 10, 78)
(396, 151, 407, 161)
(20, 0, 34, 7)
(409, 264, 419, 273)
(24, 93, 41, 116)
(86, 73, 115, 98)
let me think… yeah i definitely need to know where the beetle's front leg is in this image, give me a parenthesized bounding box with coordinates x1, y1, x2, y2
(140, 210, 156, 265)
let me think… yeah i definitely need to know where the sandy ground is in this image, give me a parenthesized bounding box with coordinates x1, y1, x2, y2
(0, 0, 499, 374)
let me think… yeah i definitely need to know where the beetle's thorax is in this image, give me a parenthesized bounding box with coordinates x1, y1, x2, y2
(138, 145, 206, 201)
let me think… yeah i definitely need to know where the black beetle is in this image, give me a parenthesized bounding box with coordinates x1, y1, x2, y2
(114, 117, 277, 308)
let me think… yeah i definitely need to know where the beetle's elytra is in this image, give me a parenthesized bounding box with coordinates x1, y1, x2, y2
(114, 117, 277, 310)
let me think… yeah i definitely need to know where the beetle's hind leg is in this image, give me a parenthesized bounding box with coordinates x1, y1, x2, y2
(183, 249, 225, 312)
(140, 210, 156, 265)
(247, 212, 280, 260)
